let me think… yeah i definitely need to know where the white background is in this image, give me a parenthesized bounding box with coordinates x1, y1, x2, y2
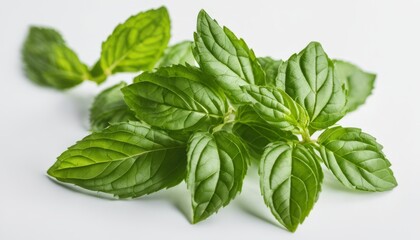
(1, 0, 419, 239)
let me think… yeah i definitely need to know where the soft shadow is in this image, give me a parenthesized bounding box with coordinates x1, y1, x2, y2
(235, 198, 280, 228)
(46, 175, 117, 200)
(135, 184, 191, 222)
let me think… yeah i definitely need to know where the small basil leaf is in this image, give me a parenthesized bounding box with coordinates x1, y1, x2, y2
(257, 57, 287, 89)
(233, 105, 298, 157)
(100, 7, 170, 74)
(241, 85, 309, 133)
(90, 82, 137, 131)
(157, 41, 195, 67)
(22, 26, 89, 89)
(334, 60, 376, 112)
(194, 10, 265, 103)
(47, 122, 187, 198)
(318, 126, 397, 191)
(285, 42, 346, 130)
(122, 65, 228, 131)
(260, 142, 323, 232)
(186, 131, 249, 223)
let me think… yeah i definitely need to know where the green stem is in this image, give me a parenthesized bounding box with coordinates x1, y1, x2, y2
(300, 127, 312, 143)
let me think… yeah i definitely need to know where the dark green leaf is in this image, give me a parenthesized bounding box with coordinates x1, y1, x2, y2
(90, 82, 137, 131)
(260, 142, 323, 232)
(122, 65, 228, 131)
(285, 42, 346, 130)
(241, 85, 309, 133)
(100, 7, 170, 74)
(194, 10, 265, 103)
(47, 122, 187, 198)
(22, 26, 88, 89)
(186, 131, 249, 223)
(318, 126, 397, 191)
(334, 60, 376, 112)
(157, 41, 195, 67)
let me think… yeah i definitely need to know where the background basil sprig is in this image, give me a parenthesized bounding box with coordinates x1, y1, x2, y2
(22, 6, 397, 233)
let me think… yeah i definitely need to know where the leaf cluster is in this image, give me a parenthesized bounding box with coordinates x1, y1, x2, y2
(23, 7, 397, 232)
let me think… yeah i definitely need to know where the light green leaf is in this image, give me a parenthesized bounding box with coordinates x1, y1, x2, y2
(334, 60, 376, 112)
(257, 57, 287, 89)
(233, 105, 298, 157)
(47, 122, 187, 198)
(90, 82, 137, 131)
(241, 85, 309, 133)
(285, 42, 346, 130)
(122, 65, 228, 131)
(318, 126, 397, 191)
(157, 41, 195, 67)
(100, 7, 170, 74)
(22, 26, 89, 89)
(260, 142, 323, 232)
(194, 10, 265, 103)
(186, 131, 249, 223)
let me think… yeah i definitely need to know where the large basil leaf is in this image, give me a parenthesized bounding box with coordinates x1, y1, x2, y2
(122, 65, 228, 131)
(334, 60, 376, 112)
(90, 82, 137, 132)
(260, 142, 323, 232)
(285, 42, 346, 130)
(241, 85, 309, 133)
(194, 10, 265, 103)
(186, 131, 249, 223)
(22, 26, 89, 89)
(47, 122, 187, 198)
(318, 126, 397, 191)
(100, 7, 170, 74)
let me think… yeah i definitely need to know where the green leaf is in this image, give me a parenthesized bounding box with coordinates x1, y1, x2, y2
(260, 142, 323, 232)
(257, 57, 287, 89)
(233, 105, 298, 157)
(285, 42, 346, 130)
(22, 26, 89, 89)
(90, 82, 137, 131)
(122, 65, 228, 131)
(186, 131, 249, 223)
(100, 7, 170, 74)
(318, 126, 397, 191)
(47, 122, 187, 198)
(194, 10, 265, 103)
(157, 41, 195, 67)
(241, 85, 309, 133)
(334, 60, 376, 112)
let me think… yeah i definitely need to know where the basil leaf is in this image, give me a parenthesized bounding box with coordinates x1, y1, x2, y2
(194, 10, 265, 103)
(318, 126, 397, 191)
(334, 60, 376, 112)
(157, 41, 195, 67)
(257, 57, 287, 89)
(100, 7, 170, 74)
(285, 42, 346, 130)
(260, 142, 323, 232)
(90, 82, 137, 131)
(47, 122, 187, 198)
(186, 131, 249, 223)
(241, 85, 309, 133)
(233, 105, 298, 157)
(122, 65, 228, 131)
(22, 26, 89, 89)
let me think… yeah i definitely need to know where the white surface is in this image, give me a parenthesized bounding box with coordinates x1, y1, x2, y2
(1, 0, 419, 239)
